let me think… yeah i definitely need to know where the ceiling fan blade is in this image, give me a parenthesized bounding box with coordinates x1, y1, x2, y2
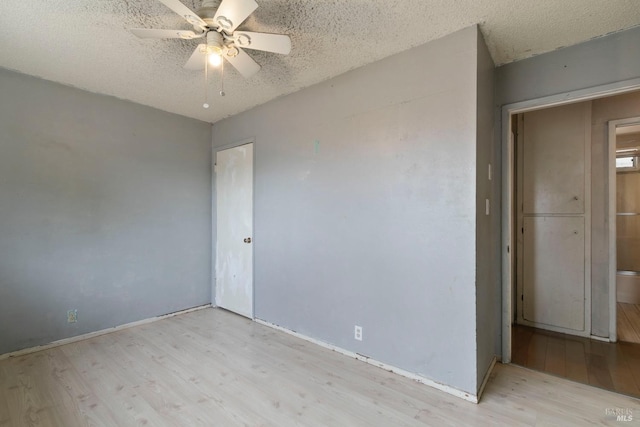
(224, 47, 261, 78)
(213, 0, 258, 33)
(130, 28, 200, 39)
(157, 0, 208, 29)
(233, 32, 291, 55)
(184, 44, 207, 70)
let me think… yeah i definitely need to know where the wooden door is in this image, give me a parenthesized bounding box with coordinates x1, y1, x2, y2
(516, 102, 591, 336)
(215, 143, 254, 318)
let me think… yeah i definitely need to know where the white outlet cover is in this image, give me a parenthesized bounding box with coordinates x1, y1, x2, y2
(354, 325, 363, 341)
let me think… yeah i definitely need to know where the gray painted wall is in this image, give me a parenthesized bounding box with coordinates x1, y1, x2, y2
(213, 26, 493, 395)
(497, 25, 640, 337)
(475, 28, 498, 389)
(0, 68, 212, 355)
(496, 26, 640, 107)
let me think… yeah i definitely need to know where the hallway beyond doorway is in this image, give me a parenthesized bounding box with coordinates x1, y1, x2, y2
(618, 303, 640, 344)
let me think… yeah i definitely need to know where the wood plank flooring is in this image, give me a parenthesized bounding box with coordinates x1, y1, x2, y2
(512, 324, 640, 399)
(618, 303, 640, 344)
(1, 309, 639, 426)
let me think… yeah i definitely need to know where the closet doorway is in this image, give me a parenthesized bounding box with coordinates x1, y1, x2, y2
(503, 89, 640, 399)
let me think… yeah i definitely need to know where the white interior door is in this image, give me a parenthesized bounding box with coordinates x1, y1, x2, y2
(516, 102, 591, 336)
(215, 143, 253, 318)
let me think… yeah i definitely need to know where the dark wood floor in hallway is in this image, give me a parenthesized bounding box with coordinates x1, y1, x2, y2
(512, 324, 640, 399)
(618, 303, 640, 344)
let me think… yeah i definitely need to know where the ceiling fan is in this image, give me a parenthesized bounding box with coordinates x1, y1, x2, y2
(129, 0, 291, 79)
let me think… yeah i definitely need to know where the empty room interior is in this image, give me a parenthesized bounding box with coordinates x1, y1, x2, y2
(2, 0, 640, 425)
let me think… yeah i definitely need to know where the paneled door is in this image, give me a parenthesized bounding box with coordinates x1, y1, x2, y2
(215, 142, 254, 318)
(516, 102, 591, 336)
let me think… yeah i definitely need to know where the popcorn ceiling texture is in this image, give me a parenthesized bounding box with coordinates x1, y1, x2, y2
(0, 0, 638, 123)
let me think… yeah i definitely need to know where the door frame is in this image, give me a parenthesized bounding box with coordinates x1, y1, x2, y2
(501, 78, 640, 363)
(608, 116, 640, 343)
(213, 137, 256, 318)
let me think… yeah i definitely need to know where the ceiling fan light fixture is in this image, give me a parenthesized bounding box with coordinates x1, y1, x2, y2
(205, 31, 224, 67)
(208, 52, 222, 66)
(130, 0, 290, 87)
(207, 44, 222, 54)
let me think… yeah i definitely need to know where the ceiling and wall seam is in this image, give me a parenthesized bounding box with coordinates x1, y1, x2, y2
(1, 0, 639, 123)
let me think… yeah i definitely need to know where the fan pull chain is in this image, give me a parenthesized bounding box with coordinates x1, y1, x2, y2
(203, 53, 210, 109)
(220, 56, 225, 97)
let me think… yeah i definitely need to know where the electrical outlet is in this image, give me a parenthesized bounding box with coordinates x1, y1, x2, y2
(67, 309, 78, 323)
(354, 325, 363, 341)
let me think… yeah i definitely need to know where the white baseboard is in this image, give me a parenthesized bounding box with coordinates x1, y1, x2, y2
(254, 318, 479, 403)
(0, 304, 212, 361)
(590, 335, 611, 342)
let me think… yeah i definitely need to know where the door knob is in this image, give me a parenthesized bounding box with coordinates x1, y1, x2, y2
(244, 237, 252, 243)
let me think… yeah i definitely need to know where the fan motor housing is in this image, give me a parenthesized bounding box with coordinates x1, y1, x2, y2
(206, 31, 224, 55)
(198, 0, 221, 27)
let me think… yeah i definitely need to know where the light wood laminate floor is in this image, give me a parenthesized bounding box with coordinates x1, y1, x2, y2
(2, 308, 639, 426)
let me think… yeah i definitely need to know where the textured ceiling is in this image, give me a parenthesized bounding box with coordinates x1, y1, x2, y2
(1, 0, 639, 124)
